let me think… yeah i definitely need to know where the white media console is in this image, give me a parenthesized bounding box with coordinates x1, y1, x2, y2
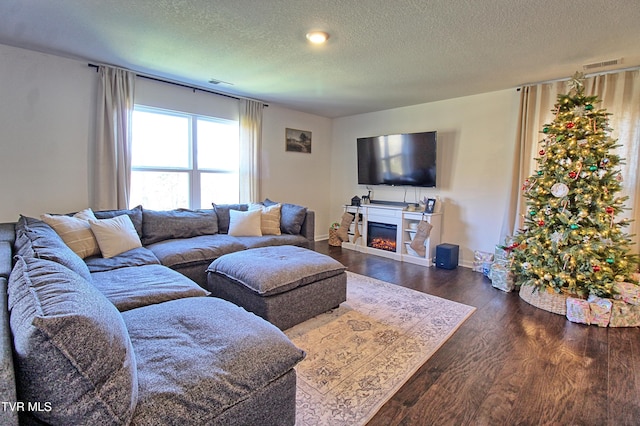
(341, 203, 442, 266)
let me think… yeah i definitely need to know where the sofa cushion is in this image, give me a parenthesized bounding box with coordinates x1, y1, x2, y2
(14, 216, 92, 282)
(89, 215, 143, 258)
(264, 199, 308, 235)
(85, 246, 161, 273)
(0, 242, 11, 279)
(207, 245, 346, 296)
(41, 208, 101, 259)
(228, 209, 262, 237)
(212, 203, 248, 234)
(0, 222, 16, 245)
(94, 205, 143, 238)
(91, 264, 209, 311)
(8, 256, 137, 425)
(123, 297, 305, 424)
(146, 234, 245, 270)
(235, 234, 311, 250)
(142, 208, 218, 245)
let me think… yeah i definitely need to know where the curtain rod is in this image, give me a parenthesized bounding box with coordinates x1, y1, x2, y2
(518, 65, 640, 89)
(88, 63, 268, 106)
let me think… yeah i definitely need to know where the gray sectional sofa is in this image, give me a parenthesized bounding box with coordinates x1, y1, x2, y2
(0, 202, 315, 425)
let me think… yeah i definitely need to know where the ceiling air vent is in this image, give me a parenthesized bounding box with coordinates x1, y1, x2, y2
(583, 58, 621, 71)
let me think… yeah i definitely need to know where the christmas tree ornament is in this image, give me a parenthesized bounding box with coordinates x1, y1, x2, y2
(539, 149, 545, 156)
(537, 170, 543, 176)
(606, 258, 615, 264)
(593, 265, 601, 272)
(537, 220, 545, 227)
(578, 139, 588, 146)
(543, 126, 550, 133)
(570, 224, 579, 230)
(568, 171, 577, 179)
(567, 122, 575, 129)
(589, 165, 597, 171)
(585, 104, 593, 110)
(557, 135, 565, 142)
(551, 183, 569, 197)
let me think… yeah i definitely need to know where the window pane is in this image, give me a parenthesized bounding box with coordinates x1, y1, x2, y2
(130, 171, 189, 210)
(132, 110, 190, 168)
(197, 119, 239, 171)
(200, 172, 239, 208)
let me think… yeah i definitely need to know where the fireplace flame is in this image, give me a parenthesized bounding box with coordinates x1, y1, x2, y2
(370, 238, 397, 252)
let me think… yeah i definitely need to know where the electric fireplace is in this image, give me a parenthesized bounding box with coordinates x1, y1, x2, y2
(367, 221, 397, 252)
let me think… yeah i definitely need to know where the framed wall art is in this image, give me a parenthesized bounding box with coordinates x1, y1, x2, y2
(285, 128, 312, 153)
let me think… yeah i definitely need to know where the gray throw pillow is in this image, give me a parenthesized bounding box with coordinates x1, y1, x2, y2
(212, 203, 248, 234)
(8, 256, 138, 425)
(142, 208, 218, 245)
(264, 199, 308, 235)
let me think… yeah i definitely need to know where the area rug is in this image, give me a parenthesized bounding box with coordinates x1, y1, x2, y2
(285, 271, 476, 426)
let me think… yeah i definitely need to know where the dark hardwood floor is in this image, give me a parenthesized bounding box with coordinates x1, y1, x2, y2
(312, 241, 640, 426)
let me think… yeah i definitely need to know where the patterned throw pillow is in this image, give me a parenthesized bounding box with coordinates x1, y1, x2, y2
(41, 208, 100, 259)
(249, 203, 282, 235)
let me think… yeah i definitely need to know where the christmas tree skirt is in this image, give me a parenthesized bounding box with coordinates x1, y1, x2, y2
(519, 283, 568, 316)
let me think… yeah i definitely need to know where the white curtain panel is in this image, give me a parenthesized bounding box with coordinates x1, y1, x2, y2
(239, 99, 264, 203)
(502, 69, 640, 253)
(93, 66, 135, 210)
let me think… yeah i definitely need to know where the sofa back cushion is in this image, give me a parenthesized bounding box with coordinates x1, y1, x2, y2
(8, 256, 138, 425)
(14, 216, 92, 282)
(142, 208, 218, 245)
(213, 204, 248, 234)
(263, 199, 308, 235)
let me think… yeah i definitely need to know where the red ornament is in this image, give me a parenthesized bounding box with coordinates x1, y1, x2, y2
(568, 171, 577, 179)
(593, 265, 601, 272)
(539, 149, 546, 156)
(537, 220, 545, 227)
(605, 206, 614, 214)
(567, 122, 575, 129)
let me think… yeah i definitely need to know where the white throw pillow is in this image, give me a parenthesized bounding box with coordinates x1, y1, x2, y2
(248, 203, 282, 236)
(89, 215, 142, 258)
(41, 208, 101, 259)
(228, 209, 262, 237)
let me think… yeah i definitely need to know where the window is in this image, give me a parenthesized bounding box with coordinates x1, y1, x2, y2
(130, 106, 239, 210)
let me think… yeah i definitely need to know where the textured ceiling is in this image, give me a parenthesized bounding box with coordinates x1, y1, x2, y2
(1, 0, 639, 118)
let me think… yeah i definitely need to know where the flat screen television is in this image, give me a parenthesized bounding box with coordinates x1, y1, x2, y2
(357, 131, 437, 187)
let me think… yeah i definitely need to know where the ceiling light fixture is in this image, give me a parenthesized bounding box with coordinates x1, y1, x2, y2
(306, 31, 329, 44)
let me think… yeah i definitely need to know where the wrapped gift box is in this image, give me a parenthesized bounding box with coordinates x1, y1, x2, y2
(588, 296, 612, 327)
(609, 301, 640, 327)
(473, 250, 493, 272)
(489, 263, 515, 292)
(613, 282, 640, 306)
(566, 297, 591, 325)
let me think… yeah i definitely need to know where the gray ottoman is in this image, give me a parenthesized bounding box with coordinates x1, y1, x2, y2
(205, 245, 347, 330)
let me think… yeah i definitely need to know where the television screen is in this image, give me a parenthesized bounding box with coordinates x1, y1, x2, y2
(357, 131, 437, 187)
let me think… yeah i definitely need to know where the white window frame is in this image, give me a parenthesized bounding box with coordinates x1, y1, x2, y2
(131, 105, 239, 209)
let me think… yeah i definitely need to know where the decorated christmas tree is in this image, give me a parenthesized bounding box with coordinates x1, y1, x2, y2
(512, 72, 638, 298)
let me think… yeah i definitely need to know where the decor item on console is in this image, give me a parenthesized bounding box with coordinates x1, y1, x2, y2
(1, 201, 315, 425)
(511, 72, 639, 325)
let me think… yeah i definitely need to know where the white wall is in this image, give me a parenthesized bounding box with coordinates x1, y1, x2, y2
(0, 44, 95, 221)
(262, 105, 332, 239)
(0, 43, 333, 240)
(330, 90, 521, 266)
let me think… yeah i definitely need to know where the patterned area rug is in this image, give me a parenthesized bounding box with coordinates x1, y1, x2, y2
(285, 271, 475, 426)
